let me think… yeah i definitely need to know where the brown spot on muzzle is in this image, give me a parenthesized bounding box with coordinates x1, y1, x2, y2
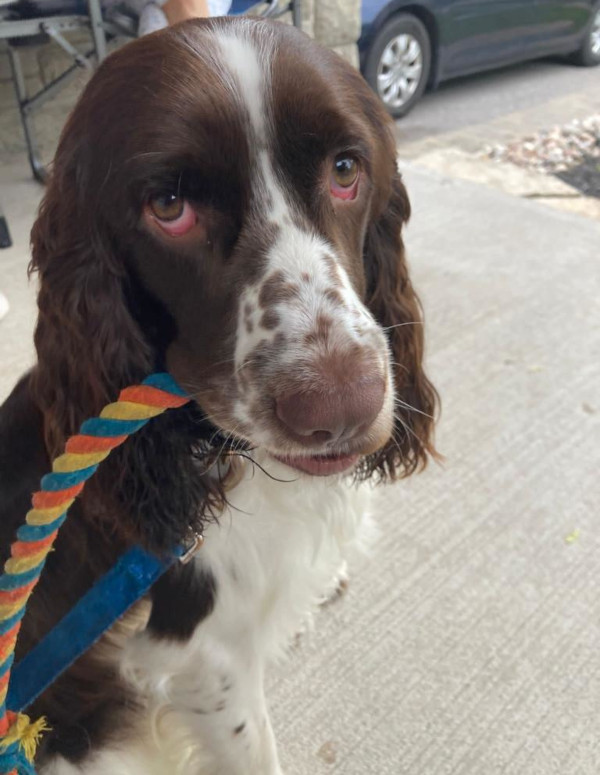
(260, 310, 280, 330)
(243, 302, 255, 334)
(239, 333, 287, 383)
(324, 288, 344, 307)
(258, 271, 300, 308)
(303, 313, 333, 347)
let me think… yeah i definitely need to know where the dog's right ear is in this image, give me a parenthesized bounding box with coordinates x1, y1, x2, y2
(29, 134, 152, 456)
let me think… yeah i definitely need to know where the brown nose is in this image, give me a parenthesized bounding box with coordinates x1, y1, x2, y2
(275, 376, 385, 446)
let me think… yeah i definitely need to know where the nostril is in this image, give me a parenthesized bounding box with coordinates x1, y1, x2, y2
(275, 394, 342, 441)
(309, 429, 334, 444)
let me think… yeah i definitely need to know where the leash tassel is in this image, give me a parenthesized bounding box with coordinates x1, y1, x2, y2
(0, 712, 49, 774)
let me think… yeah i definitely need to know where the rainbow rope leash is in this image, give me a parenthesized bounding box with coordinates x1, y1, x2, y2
(0, 373, 190, 774)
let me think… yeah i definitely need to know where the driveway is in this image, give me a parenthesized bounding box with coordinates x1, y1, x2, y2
(396, 57, 600, 157)
(395, 57, 600, 221)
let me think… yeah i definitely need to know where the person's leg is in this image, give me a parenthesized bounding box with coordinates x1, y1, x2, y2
(121, 0, 229, 40)
(161, 0, 208, 26)
(134, 0, 210, 37)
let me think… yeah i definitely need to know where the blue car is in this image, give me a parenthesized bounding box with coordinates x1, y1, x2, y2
(231, 1, 600, 117)
(360, 0, 599, 116)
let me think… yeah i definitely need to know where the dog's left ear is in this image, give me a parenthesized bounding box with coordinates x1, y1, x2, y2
(363, 171, 439, 480)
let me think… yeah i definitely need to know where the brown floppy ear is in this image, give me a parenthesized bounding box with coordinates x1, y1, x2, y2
(29, 144, 153, 456)
(363, 172, 439, 480)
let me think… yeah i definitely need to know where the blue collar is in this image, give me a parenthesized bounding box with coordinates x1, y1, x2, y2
(7, 537, 202, 713)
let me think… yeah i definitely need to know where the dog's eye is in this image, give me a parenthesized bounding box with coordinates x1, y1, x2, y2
(145, 192, 198, 237)
(331, 155, 359, 200)
(333, 156, 358, 187)
(149, 192, 185, 221)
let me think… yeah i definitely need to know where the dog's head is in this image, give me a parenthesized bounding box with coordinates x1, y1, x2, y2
(30, 18, 437, 541)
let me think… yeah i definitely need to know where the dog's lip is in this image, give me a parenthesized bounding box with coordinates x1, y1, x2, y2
(273, 452, 360, 476)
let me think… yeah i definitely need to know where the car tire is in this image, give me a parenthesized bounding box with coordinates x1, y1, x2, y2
(571, 2, 600, 66)
(363, 14, 431, 119)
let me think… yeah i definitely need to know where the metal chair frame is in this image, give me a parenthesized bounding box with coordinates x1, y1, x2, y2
(0, 0, 300, 183)
(0, 0, 107, 181)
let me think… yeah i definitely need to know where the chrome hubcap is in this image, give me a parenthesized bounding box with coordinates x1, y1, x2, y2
(377, 34, 423, 109)
(591, 9, 600, 57)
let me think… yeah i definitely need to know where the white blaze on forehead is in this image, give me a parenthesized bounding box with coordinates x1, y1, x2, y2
(258, 148, 289, 225)
(214, 24, 273, 144)
(215, 24, 292, 227)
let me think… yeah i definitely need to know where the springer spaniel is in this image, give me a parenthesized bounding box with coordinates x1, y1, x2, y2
(0, 17, 437, 775)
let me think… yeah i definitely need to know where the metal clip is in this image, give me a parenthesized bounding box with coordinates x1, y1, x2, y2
(179, 532, 205, 564)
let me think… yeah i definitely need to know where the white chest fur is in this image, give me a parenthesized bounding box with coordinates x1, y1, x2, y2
(201, 454, 374, 656)
(107, 455, 374, 775)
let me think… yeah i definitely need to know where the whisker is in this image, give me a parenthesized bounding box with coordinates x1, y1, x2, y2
(392, 412, 426, 448)
(195, 422, 248, 476)
(394, 397, 434, 420)
(389, 431, 405, 457)
(223, 452, 297, 486)
(382, 321, 423, 332)
(234, 359, 258, 376)
(389, 360, 410, 376)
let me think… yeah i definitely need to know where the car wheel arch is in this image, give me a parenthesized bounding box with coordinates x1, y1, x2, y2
(369, 2, 441, 86)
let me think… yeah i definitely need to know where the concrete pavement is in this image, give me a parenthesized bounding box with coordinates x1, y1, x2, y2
(268, 164, 600, 775)
(396, 58, 600, 158)
(1, 148, 599, 773)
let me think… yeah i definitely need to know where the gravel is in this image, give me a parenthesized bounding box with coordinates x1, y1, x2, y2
(485, 115, 600, 198)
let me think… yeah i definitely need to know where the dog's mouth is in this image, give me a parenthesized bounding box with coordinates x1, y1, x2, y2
(273, 451, 360, 477)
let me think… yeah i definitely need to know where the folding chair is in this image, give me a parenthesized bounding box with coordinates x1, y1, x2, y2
(246, 0, 301, 27)
(0, 0, 109, 182)
(0, 0, 300, 183)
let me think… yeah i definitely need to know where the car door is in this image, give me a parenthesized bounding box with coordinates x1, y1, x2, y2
(440, 0, 544, 77)
(533, 0, 594, 49)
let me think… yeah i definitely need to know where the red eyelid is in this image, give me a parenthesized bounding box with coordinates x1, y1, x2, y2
(330, 174, 359, 201)
(146, 199, 197, 237)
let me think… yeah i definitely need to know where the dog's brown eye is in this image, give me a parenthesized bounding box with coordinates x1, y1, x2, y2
(149, 192, 184, 222)
(332, 155, 359, 188)
(331, 155, 360, 201)
(144, 194, 197, 237)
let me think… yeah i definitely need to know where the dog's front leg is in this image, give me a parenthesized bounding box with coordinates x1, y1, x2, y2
(168, 643, 283, 775)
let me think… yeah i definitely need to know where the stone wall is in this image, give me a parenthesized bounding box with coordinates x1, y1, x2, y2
(256, 0, 361, 67)
(310, 0, 361, 68)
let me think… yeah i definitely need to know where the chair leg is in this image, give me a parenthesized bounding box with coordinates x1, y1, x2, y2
(87, 0, 108, 62)
(7, 45, 47, 183)
(291, 0, 302, 28)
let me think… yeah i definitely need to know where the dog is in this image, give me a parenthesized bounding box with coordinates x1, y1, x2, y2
(0, 17, 437, 774)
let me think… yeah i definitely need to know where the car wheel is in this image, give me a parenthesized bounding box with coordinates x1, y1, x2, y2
(572, 2, 600, 66)
(363, 13, 431, 119)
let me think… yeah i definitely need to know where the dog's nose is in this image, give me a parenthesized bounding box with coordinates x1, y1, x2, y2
(275, 374, 385, 445)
